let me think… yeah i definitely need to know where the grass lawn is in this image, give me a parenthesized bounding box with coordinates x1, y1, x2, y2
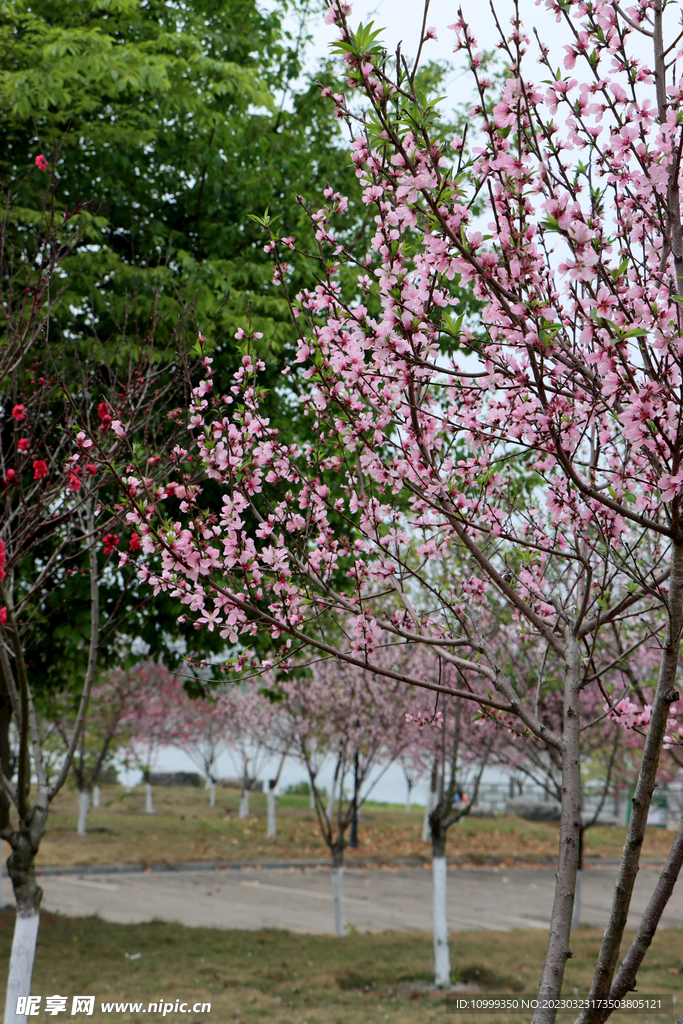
(25, 784, 678, 870)
(0, 912, 680, 1024)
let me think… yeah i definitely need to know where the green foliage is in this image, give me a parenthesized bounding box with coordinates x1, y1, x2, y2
(0, 0, 366, 373)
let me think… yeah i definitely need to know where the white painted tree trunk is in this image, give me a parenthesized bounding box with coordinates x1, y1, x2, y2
(4, 911, 40, 1024)
(145, 782, 154, 814)
(77, 791, 89, 836)
(267, 788, 277, 838)
(332, 866, 344, 938)
(422, 785, 436, 842)
(327, 786, 335, 821)
(239, 790, 249, 819)
(432, 856, 451, 986)
(209, 781, 216, 807)
(309, 788, 316, 810)
(93, 785, 100, 808)
(405, 782, 412, 813)
(571, 869, 582, 930)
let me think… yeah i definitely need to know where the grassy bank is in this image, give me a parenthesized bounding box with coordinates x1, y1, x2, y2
(12, 784, 676, 870)
(0, 912, 680, 1024)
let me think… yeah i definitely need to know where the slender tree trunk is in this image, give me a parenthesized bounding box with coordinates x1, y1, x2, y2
(431, 824, 450, 986)
(209, 780, 216, 808)
(331, 844, 344, 938)
(267, 782, 277, 839)
(607, 815, 683, 1007)
(405, 779, 412, 814)
(239, 787, 249, 819)
(145, 781, 154, 814)
(76, 790, 89, 836)
(532, 634, 582, 1024)
(580, 542, 683, 1024)
(327, 757, 341, 820)
(93, 785, 100, 808)
(423, 766, 438, 842)
(4, 812, 47, 1024)
(309, 787, 316, 810)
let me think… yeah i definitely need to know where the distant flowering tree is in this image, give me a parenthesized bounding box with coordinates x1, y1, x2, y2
(49, 668, 145, 835)
(87, 0, 683, 1017)
(121, 664, 189, 814)
(277, 650, 414, 937)
(175, 687, 231, 807)
(219, 682, 278, 819)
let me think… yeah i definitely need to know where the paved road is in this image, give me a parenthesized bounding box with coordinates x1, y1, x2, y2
(34, 863, 683, 934)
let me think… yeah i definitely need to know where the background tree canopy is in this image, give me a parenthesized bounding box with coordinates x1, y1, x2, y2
(0, 0, 366, 368)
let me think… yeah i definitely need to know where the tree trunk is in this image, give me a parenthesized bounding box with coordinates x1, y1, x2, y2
(331, 846, 344, 938)
(76, 791, 89, 835)
(431, 824, 450, 986)
(572, 830, 585, 931)
(327, 784, 335, 820)
(432, 856, 450, 986)
(405, 780, 412, 814)
(571, 869, 583, 931)
(580, 544, 683, 1024)
(423, 768, 438, 842)
(239, 788, 249, 819)
(145, 781, 154, 814)
(209, 780, 216, 808)
(4, 828, 45, 1024)
(532, 634, 582, 1024)
(309, 787, 315, 810)
(0, 842, 5, 910)
(267, 783, 277, 839)
(93, 785, 100, 808)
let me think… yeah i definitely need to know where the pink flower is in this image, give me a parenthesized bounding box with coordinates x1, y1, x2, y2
(0, 607, 6, 624)
(11, 405, 26, 421)
(17, 438, 29, 453)
(111, 420, 125, 437)
(0, 539, 5, 582)
(68, 471, 81, 491)
(33, 460, 48, 479)
(6, 469, 15, 483)
(35, 154, 48, 171)
(85, 463, 97, 476)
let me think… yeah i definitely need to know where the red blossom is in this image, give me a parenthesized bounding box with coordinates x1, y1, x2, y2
(11, 405, 26, 421)
(0, 540, 5, 582)
(35, 154, 48, 171)
(129, 533, 142, 552)
(85, 463, 97, 476)
(5, 469, 15, 483)
(0, 608, 6, 624)
(68, 471, 81, 492)
(17, 438, 29, 453)
(102, 533, 120, 555)
(33, 460, 48, 480)
(98, 402, 112, 430)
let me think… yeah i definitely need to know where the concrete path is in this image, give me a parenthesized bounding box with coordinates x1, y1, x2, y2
(36, 863, 683, 935)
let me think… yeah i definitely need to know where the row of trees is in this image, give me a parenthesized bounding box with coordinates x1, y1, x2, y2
(4, 0, 683, 1023)
(92, 1, 683, 1022)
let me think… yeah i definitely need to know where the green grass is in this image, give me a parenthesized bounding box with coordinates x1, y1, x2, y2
(0, 912, 681, 1024)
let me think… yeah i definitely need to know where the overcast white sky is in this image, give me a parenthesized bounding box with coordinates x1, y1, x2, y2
(284, 0, 664, 114)
(299, 0, 576, 110)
